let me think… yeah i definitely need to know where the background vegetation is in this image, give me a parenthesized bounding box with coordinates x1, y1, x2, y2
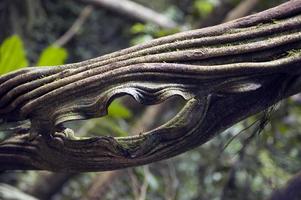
(0, 0, 300, 200)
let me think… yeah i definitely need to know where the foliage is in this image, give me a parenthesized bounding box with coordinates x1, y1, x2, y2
(129, 5, 183, 45)
(37, 45, 68, 66)
(130, 22, 180, 45)
(0, 35, 131, 138)
(0, 35, 68, 74)
(194, 0, 215, 18)
(0, 35, 131, 139)
(108, 100, 132, 119)
(0, 35, 28, 75)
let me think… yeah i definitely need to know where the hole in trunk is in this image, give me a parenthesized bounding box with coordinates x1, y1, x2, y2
(64, 95, 186, 138)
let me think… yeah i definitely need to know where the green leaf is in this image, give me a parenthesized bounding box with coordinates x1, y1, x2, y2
(96, 118, 128, 137)
(130, 23, 146, 34)
(108, 100, 132, 119)
(37, 45, 68, 66)
(0, 35, 28, 75)
(154, 28, 180, 38)
(194, 0, 214, 17)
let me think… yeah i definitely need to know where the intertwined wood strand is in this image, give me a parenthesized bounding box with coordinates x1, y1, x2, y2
(0, 0, 301, 171)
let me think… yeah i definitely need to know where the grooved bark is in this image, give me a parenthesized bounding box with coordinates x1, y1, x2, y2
(0, 1, 301, 172)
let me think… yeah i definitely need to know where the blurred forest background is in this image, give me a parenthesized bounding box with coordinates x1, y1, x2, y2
(0, 0, 300, 200)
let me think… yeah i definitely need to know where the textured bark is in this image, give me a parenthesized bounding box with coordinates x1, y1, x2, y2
(0, 1, 301, 172)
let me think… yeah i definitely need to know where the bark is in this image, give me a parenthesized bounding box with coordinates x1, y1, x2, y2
(0, 1, 301, 172)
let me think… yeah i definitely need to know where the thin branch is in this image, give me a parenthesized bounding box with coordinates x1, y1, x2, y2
(128, 168, 140, 200)
(80, 0, 180, 29)
(26, 172, 76, 200)
(139, 166, 150, 200)
(54, 5, 94, 47)
(0, 183, 38, 200)
(223, 0, 259, 22)
(84, 171, 121, 200)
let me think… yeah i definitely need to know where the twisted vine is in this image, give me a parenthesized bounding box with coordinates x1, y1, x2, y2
(0, 0, 301, 172)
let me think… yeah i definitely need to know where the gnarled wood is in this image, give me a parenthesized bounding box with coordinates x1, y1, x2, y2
(0, 1, 301, 172)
